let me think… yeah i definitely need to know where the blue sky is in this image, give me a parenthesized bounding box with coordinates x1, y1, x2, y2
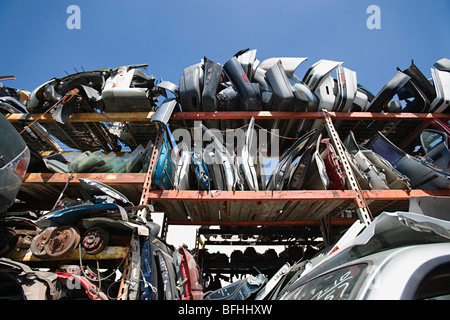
(1, 0, 449, 95)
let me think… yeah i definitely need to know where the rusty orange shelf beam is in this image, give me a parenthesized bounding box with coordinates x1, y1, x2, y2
(6, 111, 450, 123)
(6, 112, 155, 123)
(170, 111, 450, 121)
(22, 172, 147, 185)
(144, 189, 450, 202)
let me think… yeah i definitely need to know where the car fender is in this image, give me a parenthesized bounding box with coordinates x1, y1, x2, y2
(179, 62, 204, 112)
(259, 57, 308, 78)
(302, 59, 343, 92)
(430, 68, 450, 113)
(265, 60, 294, 112)
(223, 57, 261, 111)
(365, 71, 411, 112)
(240, 117, 259, 191)
(334, 66, 358, 112)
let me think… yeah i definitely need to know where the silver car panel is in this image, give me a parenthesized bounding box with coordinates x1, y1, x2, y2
(345, 149, 373, 190)
(360, 149, 411, 190)
(408, 195, 450, 221)
(253, 68, 274, 110)
(240, 117, 258, 191)
(284, 76, 319, 136)
(0, 96, 28, 113)
(266, 129, 316, 191)
(343, 131, 389, 190)
(265, 60, 294, 111)
(430, 68, 450, 113)
(27, 79, 59, 112)
(301, 134, 329, 190)
(288, 75, 319, 111)
(202, 124, 236, 191)
(255, 262, 291, 300)
(258, 57, 308, 78)
(352, 86, 374, 111)
(334, 66, 358, 112)
(277, 211, 450, 300)
(173, 142, 191, 190)
(434, 58, 450, 72)
(315, 75, 336, 111)
(307, 66, 339, 130)
(281, 242, 450, 300)
(156, 80, 179, 98)
(101, 66, 152, 112)
(302, 59, 343, 92)
(151, 98, 178, 125)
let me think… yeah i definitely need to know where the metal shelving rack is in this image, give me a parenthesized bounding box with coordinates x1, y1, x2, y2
(6, 109, 450, 279)
(140, 110, 450, 224)
(138, 109, 450, 277)
(7, 110, 450, 246)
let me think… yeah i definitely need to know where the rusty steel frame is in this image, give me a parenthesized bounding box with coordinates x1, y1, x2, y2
(146, 189, 450, 227)
(6, 111, 156, 123)
(6, 111, 450, 123)
(170, 111, 450, 121)
(144, 189, 449, 202)
(14, 111, 450, 228)
(322, 111, 372, 226)
(139, 130, 163, 205)
(22, 172, 147, 185)
(147, 189, 359, 201)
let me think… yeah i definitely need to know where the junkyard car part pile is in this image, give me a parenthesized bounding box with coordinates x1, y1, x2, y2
(0, 113, 30, 214)
(25, 64, 163, 151)
(0, 178, 203, 300)
(0, 120, 202, 300)
(268, 210, 450, 300)
(0, 50, 449, 300)
(41, 142, 153, 174)
(1, 65, 166, 174)
(149, 50, 449, 193)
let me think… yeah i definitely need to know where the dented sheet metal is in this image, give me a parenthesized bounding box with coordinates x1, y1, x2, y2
(1, 176, 201, 300)
(367, 131, 450, 190)
(240, 117, 259, 191)
(2, 49, 450, 302)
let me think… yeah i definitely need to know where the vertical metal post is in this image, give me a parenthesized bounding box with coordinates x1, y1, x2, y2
(323, 110, 372, 226)
(194, 228, 200, 256)
(320, 216, 330, 247)
(160, 213, 169, 241)
(139, 129, 163, 206)
(117, 231, 141, 300)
